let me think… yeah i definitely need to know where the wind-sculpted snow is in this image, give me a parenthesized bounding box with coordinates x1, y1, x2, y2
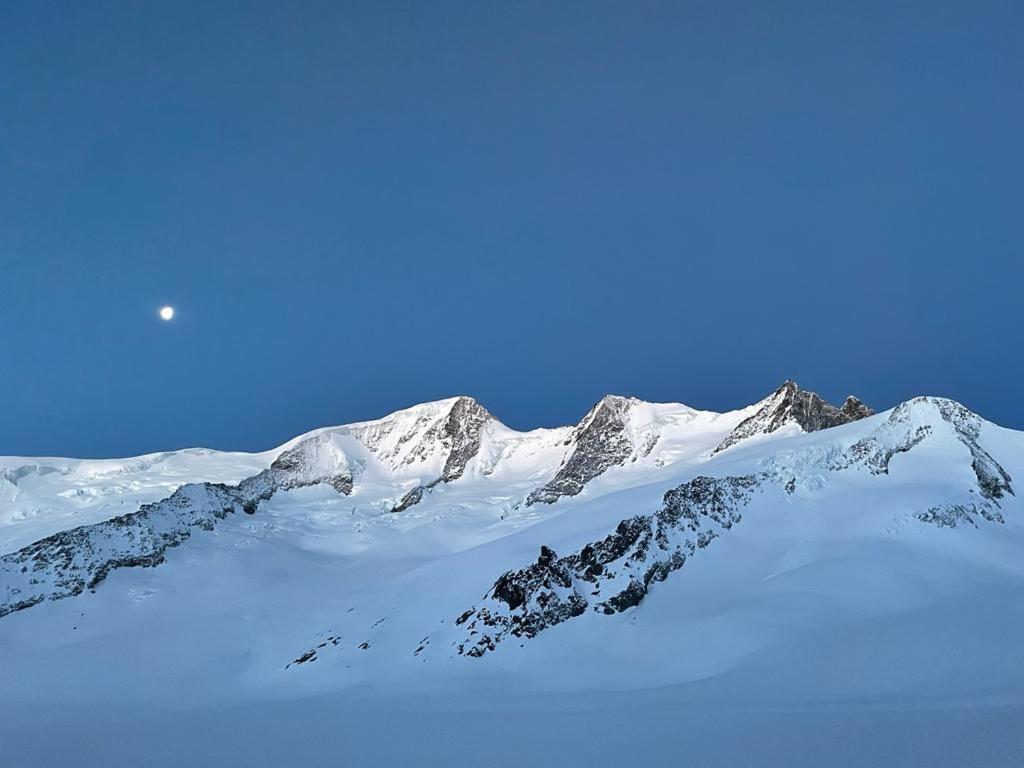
(455, 475, 762, 656)
(716, 381, 872, 453)
(527, 395, 658, 505)
(2, 464, 65, 486)
(0, 439, 355, 618)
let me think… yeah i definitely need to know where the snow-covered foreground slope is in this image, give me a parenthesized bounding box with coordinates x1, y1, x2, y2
(2, 384, 1024, 767)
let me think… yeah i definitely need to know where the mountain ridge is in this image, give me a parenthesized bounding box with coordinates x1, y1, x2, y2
(3, 380, 1024, 768)
(0, 383, 1013, 625)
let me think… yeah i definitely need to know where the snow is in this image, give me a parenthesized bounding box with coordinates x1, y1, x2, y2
(2, 392, 1023, 766)
(0, 447, 275, 552)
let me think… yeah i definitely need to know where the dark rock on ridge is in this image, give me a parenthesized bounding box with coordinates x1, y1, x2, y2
(436, 397, 493, 482)
(527, 395, 647, 506)
(387, 397, 494, 513)
(839, 396, 874, 422)
(448, 397, 1014, 657)
(456, 474, 762, 657)
(832, 397, 1013, 498)
(354, 396, 493, 478)
(0, 435, 355, 619)
(829, 397, 1013, 526)
(715, 381, 873, 453)
(391, 485, 425, 514)
(0, 398, 498, 616)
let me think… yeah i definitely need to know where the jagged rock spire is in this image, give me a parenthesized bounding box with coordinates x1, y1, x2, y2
(839, 396, 874, 422)
(715, 381, 873, 453)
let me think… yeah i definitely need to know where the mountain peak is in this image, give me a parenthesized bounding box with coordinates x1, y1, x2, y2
(596, 393, 637, 408)
(715, 380, 873, 453)
(436, 396, 494, 482)
(440, 394, 484, 411)
(839, 395, 874, 421)
(526, 394, 654, 506)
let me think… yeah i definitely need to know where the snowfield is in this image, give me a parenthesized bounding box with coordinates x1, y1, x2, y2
(2, 383, 1023, 767)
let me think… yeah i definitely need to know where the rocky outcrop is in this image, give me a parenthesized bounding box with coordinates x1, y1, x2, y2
(448, 399, 1016, 657)
(527, 395, 651, 506)
(0, 483, 242, 618)
(390, 485, 425, 514)
(831, 397, 1013, 526)
(715, 381, 873, 453)
(839, 396, 874, 422)
(917, 503, 1005, 527)
(833, 397, 1013, 496)
(757, 396, 1014, 529)
(0, 398, 498, 616)
(384, 397, 494, 512)
(456, 474, 762, 656)
(350, 396, 493, 478)
(0, 438, 355, 619)
(436, 396, 493, 482)
(932, 398, 1013, 502)
(5, 391, 1015, 626)
(231, 436, 355, 515)
(264, 436, 355, 494)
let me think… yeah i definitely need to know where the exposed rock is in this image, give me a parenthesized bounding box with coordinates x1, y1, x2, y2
(839, 396, 875, 422)
(437, 397, 494, 482)
(260, 433, 356, 499)
(286, 650, 318, 668)
(380, 397, 494, 513)
(4, 391, 1013, 629)
(0, 483, 240, 618)
(769, 396, 1013, 528)
(932, 398, 1013, 501)
(527, 395, 646, 506)
(457, 474, 762, 656)
(917, 503, 1004, 528)
(350, 396, 493, 476)
(715, 381, 872, 453)
(452, 396, 1017, 657)
(390, 485, 425, 514)
(834, 397, 1013, 503)
(0, 442, 356, 618)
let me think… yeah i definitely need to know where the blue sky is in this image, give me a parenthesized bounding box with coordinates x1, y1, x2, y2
(2, 1, 1022, 457)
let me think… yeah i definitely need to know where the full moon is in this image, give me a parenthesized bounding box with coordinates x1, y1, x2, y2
(159, 306, 175, 321)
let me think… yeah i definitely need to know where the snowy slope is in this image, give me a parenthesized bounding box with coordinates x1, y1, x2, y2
(0, 447, 274, 552)
(2, 384, 1023, 767)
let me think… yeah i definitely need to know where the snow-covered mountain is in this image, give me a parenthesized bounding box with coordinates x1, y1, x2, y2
(714, 379, 874, 453)
(2, 382, 1023, 767)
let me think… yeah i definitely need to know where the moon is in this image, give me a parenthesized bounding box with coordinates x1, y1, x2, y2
(159, 306, 175, 321)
